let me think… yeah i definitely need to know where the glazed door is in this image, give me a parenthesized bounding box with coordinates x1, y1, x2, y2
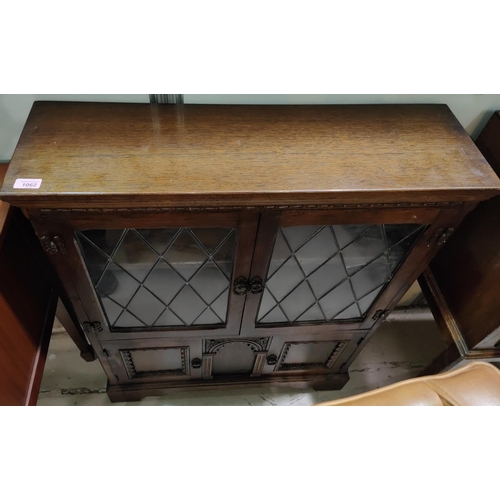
(241, 208, 453, 336)
(40, 211, 259, 340)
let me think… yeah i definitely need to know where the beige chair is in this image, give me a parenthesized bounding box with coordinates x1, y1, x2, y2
(316, 361, 500, 406)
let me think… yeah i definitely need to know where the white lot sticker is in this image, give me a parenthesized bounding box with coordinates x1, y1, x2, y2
(13, 178, 42, 189)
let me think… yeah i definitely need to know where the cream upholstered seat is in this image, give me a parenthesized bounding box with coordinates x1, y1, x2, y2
(316, 361, 500, 406)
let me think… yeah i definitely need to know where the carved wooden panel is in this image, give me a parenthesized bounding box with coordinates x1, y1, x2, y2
(120, 346, 190, 379)
(203, 338, 270, 377)
(274, 340, 348, 372)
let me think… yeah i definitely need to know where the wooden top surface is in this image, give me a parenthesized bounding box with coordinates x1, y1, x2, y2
(1, 102, 499, 208)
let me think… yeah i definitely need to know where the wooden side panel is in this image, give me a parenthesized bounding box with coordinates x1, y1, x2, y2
(429, 197, 500, 347)
(0, 203, 57, 405)
(419, 111, 500, 374)
(427, 111, 500, 349)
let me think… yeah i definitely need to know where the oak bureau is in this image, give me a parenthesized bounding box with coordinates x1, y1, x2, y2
(1, 102, 498, 402)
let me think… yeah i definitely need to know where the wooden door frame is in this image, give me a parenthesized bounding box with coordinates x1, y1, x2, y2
(27, 210, 259, 341)
(240, 206, 466, 337)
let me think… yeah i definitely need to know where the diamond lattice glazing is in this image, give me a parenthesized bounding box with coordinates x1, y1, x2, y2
(75, 228, 236, 330)
(257, 224, 425, 324)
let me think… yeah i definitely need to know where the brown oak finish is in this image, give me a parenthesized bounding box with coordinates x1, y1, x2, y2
(0, 162, 94, 405)
(107, 372, 351, 403)
(2, 103, 499, 402)
(241, 206, 461, 336)
(420, 111, 500, 374)
(0, 163, 56, 405)
(30, 210, 259, 342)
(1, 103, 499, 208)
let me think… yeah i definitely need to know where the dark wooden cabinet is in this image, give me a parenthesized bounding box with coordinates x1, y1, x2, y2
(1, 102, 498, 402)
(0, 190, 57, 405)
(0, 163, 94, 405)
(420, 111, 500, 374)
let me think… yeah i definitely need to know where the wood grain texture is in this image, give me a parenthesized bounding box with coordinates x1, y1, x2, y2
(420, 111, 500, 374)
(476, 111, 500, 177)
(419, 268, 500, 359)
(429, 112, 500, 348)
(0, 203, 57, 405)
(106, 372, 350, 402)
(3, 105, 498, 401)
(1, 102, 499, 209)
(2, 162, 54, 404)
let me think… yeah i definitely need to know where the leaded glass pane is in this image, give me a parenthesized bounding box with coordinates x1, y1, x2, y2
(211, 290, 230, 322)
(319, 280, 358, 320)
(76, 227, 237, 330)
(257, 289, 278, 321)
(267, 231, 291, 278)
(142, 260, 185, 305)
(77, 236, 108, 284)
(113, 230, 159, 282)
(115, 311, 145, 328)
(280, 281, 316, 322)
(333, 224, 372, 250)
(358, 286, 384, 315)
(334, 303, 360, 320)
(257, 223, 426, 324)
(308, 254, 346, 298)
(99, 294, 123, 325)
(260, 306, 288, 324)
(341, 225, 385, 276)
(81, 229, 124, 257)
(350, 255, 390, 299)
(191, 228, 232, 254)
(97, 263, 138, 307)
(127, 287, 165, 326)
(154, 309, 183, 327)
(163, 229, 207, 281)
(294, 227, 337, 276)
(190, 261, 228, 303)
(282, 226, 323, 252)
(297, 304, 324, 322)
(193, 309, 221, 325)
(213, 231, 237, 279)
(266, 257, 304, 302)
(136, 228, 179, 254)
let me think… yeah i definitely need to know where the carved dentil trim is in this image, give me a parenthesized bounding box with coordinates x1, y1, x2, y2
(121, 350, 136, 378)
(325, 342, 348, 369)
(205, 337, 270, 354)
(120, 347, 189, 379)
(277, 341, 348, 371)
(39, 201, 462, 214)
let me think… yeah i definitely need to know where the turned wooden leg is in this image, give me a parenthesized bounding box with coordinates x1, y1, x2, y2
(56, 297, 95, 362)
